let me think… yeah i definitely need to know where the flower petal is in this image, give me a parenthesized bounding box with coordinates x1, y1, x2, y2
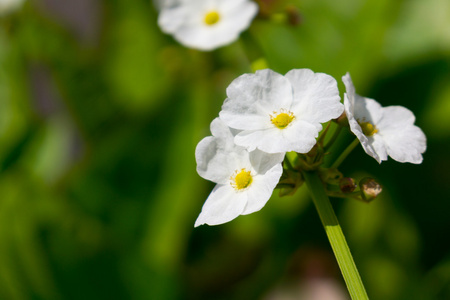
(382, 126, 426, 164)
(286, 69, 343, 125)
(241, 163, 283, 215)
(220, 69, 294, 130)
(234, 119, 319, 154)
(194, 184, 248, 226)
(249, 149, 284, 174)
(158, 6, 187, 34)
(195, 136, 235, 183)
(345, 94, 383, 163)
(219, 0, 258, 33)
(377, 106, 426, 164)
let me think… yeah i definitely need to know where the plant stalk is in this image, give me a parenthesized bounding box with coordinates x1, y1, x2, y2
(303, 170, 369, 300)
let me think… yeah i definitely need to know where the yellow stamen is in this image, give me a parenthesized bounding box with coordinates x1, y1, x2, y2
(359, 121, 378, 136)
(231, 169, 253, 190)
(270, 110, 295, 129)
(204, 11, 220, 26)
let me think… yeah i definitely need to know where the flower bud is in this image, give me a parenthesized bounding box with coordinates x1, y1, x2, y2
(359, 177, 382, 202)
(339, 177, 356, 193)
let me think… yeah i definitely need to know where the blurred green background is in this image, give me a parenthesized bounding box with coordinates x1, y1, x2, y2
(1, 0, 450, 299)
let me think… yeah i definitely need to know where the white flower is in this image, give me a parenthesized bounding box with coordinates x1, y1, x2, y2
(342, 72, 426, 164)
(153, 0, 180, 11)
(158, 0, 258, 51)
(219, 69, 344, 154)
(195, 118, 284, 226)
(0, 0, 24, 15)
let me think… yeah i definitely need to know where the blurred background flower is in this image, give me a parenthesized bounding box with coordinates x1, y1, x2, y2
(0, 0, 449, 299)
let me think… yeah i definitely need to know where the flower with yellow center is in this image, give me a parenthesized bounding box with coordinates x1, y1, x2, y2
(358, 121, 378, 136)
(195, 118, 284, 227)
(204, 11, 220, 26)
(157, 0, 258, 51)
(343, 72, 426, 164)
(231, 169, 253, 190)
(271, 110, 295, 129)
(220, 68, 343, 154)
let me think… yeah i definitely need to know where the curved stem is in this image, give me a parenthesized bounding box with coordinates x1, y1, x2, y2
(303, 171, 369, 299)
(331, 138, 359, 169)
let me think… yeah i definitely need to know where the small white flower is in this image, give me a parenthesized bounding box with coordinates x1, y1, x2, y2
(0, 0, 24, 15)
(342, 72, 426, 164)
(158, 0, 258, 51)
(219, 69, 344, 154)
(195, 118, 284, 226)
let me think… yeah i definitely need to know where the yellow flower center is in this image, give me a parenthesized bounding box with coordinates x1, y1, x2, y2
(204, 11, 220, 26)
(231, 169, 253, 190)
(359, 121, 378, 136)
(270, 110, 295, 129)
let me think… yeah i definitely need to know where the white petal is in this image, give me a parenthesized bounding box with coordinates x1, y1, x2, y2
(234, 119, 319, 154)
(194, 184, 248, 226)
(249, 149, 284, 174)
(377, 105, 416, 131)
(241, 163, 283, 215)
(345, 94, 383, 163)
(368, 134, 388, 163)
(286, 69, 343, 124)
(281, 120, 320, 153)
(353, 97, 384, 125)
(220, 69, 294, 130)
(219, 0, 258, 33)
(209, 117, 235, 146)
(382, 126, 426, 164)
(343, 73, 385, 163)
(195, 136, 235, 183)
(342, 73, 355, 106)
(158, 6, 187, 34)
(377, 106, 426, 164)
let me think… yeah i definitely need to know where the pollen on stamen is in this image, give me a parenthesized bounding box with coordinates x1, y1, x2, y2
(204, 11, 220, 26)
(230, 168, 253, 190)
(359, 121, 378, 136)
(270, 109, 295, 129)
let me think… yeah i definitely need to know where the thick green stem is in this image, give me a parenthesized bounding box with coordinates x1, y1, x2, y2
(331, 138, 359, 169)
(303, 171, 369, 300)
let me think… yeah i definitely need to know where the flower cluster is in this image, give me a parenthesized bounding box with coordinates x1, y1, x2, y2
(157, 0, 258, 51)
(195, 68, 426, 226)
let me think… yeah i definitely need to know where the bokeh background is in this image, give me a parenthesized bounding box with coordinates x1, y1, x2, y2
(1, 0, 450, 299)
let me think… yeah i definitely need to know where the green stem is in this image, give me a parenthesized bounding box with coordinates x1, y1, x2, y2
(303, 171, 369, 299)
(324, 125, 343, 150)
(331, 138, 359, 169)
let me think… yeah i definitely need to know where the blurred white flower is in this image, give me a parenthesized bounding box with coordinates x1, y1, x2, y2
(342, 72, 426, 164)
(153, 0, 180, 11)
(219, 69, 343, 154)
(195, 118, 283, 226)
(0, 0, 24, 15)
(158, 0, 258, 51)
